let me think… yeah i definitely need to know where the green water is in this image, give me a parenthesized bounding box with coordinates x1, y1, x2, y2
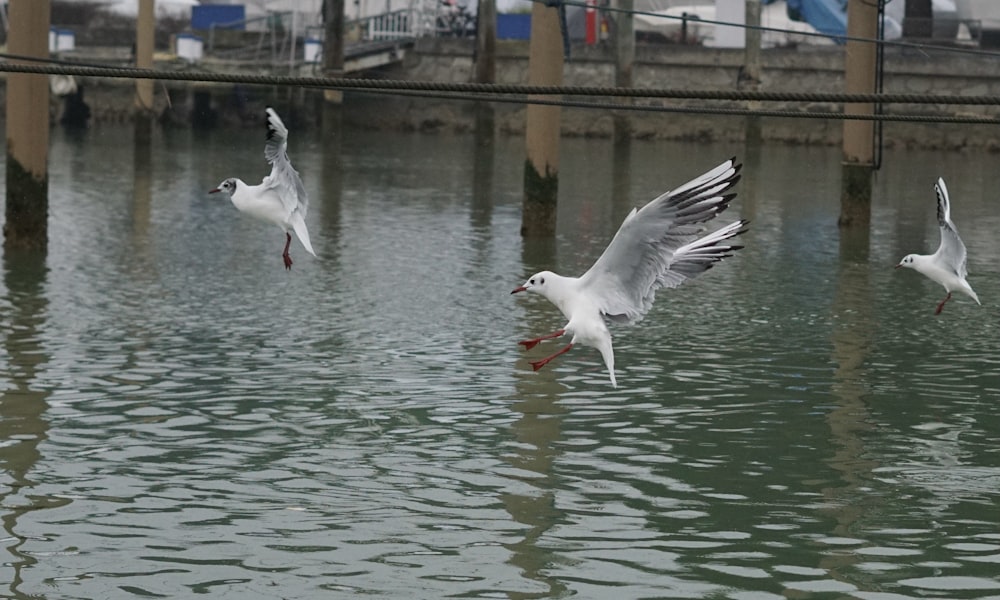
(0, 124, 998, 599)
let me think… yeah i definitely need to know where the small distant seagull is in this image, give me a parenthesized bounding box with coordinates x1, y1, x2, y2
(896, 177, 980, 315)
(511, 157, 748, 388)
(210, 107, 316, 270)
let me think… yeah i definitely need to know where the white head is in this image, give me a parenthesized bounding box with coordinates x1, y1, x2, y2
(209, 178, 239, 197)
(511, 271, 558, 298)
(895, 254, 918, 270)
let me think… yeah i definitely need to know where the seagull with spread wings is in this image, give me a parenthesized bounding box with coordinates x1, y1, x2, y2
(512, 157, 749, 387)
(210, 107, 316, 270)
(896, 177, 980, 314)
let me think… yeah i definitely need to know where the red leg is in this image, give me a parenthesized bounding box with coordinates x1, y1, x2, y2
(282, 232, 293, 270)
(519, 329, 566, 351)
(530, 343, 574, 372)
(934, 292, 952, 315)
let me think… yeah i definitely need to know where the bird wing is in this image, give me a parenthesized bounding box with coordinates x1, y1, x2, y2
(577, 157, 744, 324)
(261, 107, 308, 220)
(933, 177, 969, 279)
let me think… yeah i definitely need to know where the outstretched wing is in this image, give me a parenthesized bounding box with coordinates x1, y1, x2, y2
(933, 177, 969, 279)
(261, 106, 309, 219)
(577, 157, 744, 324)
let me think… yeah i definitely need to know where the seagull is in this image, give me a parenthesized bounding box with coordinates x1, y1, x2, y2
(895, 177, 980, 315)
(209, 106, 316, 270)
(511, 157, 748, 388)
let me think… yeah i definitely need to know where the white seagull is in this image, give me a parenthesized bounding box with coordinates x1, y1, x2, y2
(210, 106, 316, 270)
(895, 177, 980, 314)
(511, 157, 749, 388)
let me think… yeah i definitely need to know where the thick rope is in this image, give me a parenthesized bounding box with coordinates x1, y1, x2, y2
(2, 61, 1000, 107)
(363, 87, 1000, 124)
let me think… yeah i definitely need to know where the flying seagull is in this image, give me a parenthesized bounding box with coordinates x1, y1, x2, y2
(895, 177, 980, 314)
(210, 106, 316, 270)
(512, 157, 749, 387)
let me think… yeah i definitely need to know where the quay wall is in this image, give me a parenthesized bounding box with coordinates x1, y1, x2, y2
(7, 38, 1000, 149)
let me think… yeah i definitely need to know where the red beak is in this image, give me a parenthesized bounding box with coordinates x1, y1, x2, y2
(511, 286, 527, 294)
(208, 188, 221, 194)
(894, 263, 902, 269)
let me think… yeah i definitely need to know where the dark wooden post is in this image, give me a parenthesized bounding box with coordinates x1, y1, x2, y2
(322, 0, 345, 105)
(743, 0, 762, 147)
(521, 1, 564, 237)
(135, 0, 155, 144)
(473, 0, 497, 145)
(840, 0, 878, 228)
(5, 0, 51, 252)
(613, 0, 634, 145)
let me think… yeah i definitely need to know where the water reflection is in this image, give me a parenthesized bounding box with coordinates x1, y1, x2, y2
(0, 251, 59, 598)
(503, 383, 569, 599)
(2, 130, 999, 598)
(820, 225, 878, 590)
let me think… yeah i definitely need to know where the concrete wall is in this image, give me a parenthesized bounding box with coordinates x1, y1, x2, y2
(15, 37, 1000, 150)
(351, 37, 1000, 150)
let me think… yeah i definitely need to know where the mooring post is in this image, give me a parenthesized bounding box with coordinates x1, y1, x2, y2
(473, 0, 497, 147)
(322, 0, 345, 106)
(521, 1, 564, 237)
(4, 0, 51, 252)
(613, 0, 634, 145)
(742, 0, 762, 147)
(840, 0, 878, 228)
(135, 0, 155, 142)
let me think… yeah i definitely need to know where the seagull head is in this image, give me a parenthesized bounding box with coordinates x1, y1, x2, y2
(511, 271, 555, 296)
(209, 178, 238, 196)
(895, 254, 917, 270)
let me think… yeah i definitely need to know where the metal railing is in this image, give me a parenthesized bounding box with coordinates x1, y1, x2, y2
(353, 9, 415, 40)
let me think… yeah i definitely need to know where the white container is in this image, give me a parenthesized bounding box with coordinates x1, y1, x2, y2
(49, 28, 58, 52)
(304, 38, 323, 63)
(56, 29, 75, 52)
(176, 33, 204, 62)
(713, 0, 745, 48)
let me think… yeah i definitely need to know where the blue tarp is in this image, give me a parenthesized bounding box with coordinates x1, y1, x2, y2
(192, 4, 246, 30)
(784, 0, 847, 43)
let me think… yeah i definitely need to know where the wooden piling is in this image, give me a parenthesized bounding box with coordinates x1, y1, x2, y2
(135, 0, 155, 116)
(521, 1, 564, 237)
(840, 0, 878, 228)
(322, 0, 345, 107)
(4, 0, 51, 252)
(474, 0, 497, 146)
(743, 0, 762, 147)
(613, 0, 634, 145)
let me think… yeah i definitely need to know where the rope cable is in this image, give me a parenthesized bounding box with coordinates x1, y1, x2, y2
(2, 60, 999, 107)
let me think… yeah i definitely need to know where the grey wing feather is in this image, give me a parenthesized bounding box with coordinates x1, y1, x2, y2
(933, 177, 968, 279)
(262, 107, 308, 219)
(578, 157, 745, 324)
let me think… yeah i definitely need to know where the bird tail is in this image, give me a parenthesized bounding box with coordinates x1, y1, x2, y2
(598, 343, 617, 388)
(290, 213, 317, 257)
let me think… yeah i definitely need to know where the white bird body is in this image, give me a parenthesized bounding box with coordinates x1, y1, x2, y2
(211, 107, 316, 269)
(512, 158, 748, 388)
(896, 177, 980, 314)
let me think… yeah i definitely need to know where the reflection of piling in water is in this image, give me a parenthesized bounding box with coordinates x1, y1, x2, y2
(5, 1, 51, 252)
(610, 139, 632, 221)
(819, 224, 877, 583)
(521, 1, 564, 238)
(1, 250, 53, 596)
